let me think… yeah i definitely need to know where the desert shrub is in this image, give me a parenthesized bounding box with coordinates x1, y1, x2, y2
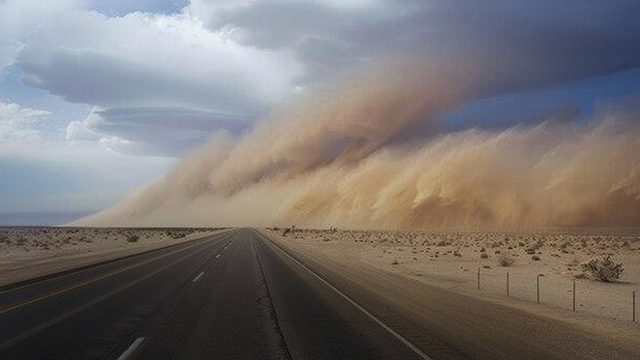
(497, 253, 515, 267)
(526, 240, 544, 253)
(168, 231, 186, 239)
(582, 256, 624, 282)
(126, 234, 140, 243)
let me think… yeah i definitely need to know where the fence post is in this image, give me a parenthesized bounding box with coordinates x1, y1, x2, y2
(572, 281, 576, 312)
(506, 271, 510, 297)
(477, 267, 481, 290)
(536, 274, 541, 304)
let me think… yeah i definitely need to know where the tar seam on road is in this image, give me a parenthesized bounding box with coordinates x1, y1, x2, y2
(117, 337, 145, 360)
(0, 238, 224, 353)
(251, 235, 293, 360)
(255, 229, 434, 360)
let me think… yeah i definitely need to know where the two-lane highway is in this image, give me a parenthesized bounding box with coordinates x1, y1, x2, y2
(0, 228, 430, 360)
(6, 228, 636, 360)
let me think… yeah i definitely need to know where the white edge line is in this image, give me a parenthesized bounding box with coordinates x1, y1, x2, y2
(192, 271, 205, 283)
(258, 231, 433, 360)
(117, 337, 145, 360)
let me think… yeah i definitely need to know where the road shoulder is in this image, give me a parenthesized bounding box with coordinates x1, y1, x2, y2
(259, 228, 640, 360)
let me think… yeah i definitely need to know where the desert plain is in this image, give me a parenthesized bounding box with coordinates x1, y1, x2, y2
(263, 228, 640, 326)
(1, 226, 638, 327)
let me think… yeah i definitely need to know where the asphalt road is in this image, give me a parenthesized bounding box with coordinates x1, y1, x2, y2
(2, 228, 638, 360)
(0, 228, 430, 360)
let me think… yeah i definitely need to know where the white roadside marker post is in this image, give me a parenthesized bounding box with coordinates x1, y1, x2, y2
(572, 281, 576, 312)
(506, 271, 510, 297)
(536, 274, 541, 304)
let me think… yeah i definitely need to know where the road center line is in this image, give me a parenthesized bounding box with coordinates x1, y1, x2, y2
(117, 337, 145, 360)
(256, 230, 433, 360)
(192, 272, 205, 283)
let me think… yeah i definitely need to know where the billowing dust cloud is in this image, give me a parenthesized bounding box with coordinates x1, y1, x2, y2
(77, 64, 640, 229)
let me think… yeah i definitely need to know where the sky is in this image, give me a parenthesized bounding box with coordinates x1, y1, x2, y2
(0, 0, 639, 225)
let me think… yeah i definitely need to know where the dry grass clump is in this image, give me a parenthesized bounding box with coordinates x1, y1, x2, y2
(497, 253, 515, 267)
(166, 230, 188, 239)
(582, 256, 624, 282)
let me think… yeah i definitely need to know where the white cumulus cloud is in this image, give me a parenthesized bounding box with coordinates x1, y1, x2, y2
(0, 99, 50, 144)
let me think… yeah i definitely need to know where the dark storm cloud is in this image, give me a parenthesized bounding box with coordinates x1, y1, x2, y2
(207, 0, 640, 92)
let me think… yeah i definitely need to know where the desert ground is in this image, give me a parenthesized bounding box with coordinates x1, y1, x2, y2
(266, 228, 640, 325)
(0, 227, 223, 286)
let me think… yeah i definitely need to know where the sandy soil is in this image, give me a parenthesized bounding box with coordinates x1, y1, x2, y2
(266, 228, 640, 325)
(0, 227, 224, 286)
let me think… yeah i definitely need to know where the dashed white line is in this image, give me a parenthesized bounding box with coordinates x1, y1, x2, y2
(215, 254, 221, 259)
(117, 337, 145, 360)
(192, 271, 205, 283)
